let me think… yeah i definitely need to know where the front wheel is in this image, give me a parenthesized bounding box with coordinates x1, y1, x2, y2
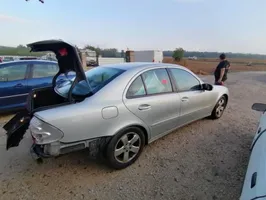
(210, 96, 227, 119)
(105, 127, 145, 170)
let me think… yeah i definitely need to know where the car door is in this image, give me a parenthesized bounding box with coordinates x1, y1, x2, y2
(0, 62, 30, 112)
(240, 112, 266, 200)
(123, 68, 182, 140)
(27, 62, 59, 91)
(168, 68, 215, 124)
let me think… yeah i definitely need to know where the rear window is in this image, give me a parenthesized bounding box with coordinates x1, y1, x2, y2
(55, 67, 125, 98)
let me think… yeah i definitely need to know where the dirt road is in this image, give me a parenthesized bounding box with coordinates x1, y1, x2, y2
(1, 72, 266, 200)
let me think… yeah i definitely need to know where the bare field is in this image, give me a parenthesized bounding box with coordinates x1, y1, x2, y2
(163, 57, 266, 75)
(193, 57, 266, 64)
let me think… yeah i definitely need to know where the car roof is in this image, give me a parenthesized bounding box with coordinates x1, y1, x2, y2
(0, 60, 57, 66)
(100, 62, 187, 72)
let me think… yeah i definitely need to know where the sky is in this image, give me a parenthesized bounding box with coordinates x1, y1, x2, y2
(0, 0, 266, 54)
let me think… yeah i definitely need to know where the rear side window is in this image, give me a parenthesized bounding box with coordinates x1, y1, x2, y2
(0, 64, 27, 81)
(126, 68, 172, 98)
(142, 69, 172, 95)
(32, 63, 59, 78)
(126, 76, 146, 97)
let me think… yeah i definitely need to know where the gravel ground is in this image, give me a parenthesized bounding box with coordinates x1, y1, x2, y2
(1, 71, 266, 200)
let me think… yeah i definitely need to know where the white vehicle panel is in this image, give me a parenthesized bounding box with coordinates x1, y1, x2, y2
(240, 112, 266, 200)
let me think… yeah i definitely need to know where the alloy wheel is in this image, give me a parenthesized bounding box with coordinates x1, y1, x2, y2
(114, 132, 141, 163)
(216, 98, 225, 117)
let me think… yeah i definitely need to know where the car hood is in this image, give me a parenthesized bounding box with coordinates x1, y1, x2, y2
(27, 40, 87, 83)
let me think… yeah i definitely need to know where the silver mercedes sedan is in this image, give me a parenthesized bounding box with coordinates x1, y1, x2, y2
(4, 40, 229, 169)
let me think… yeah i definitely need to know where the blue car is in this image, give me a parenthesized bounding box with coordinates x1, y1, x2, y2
(0, 60, 74, 113)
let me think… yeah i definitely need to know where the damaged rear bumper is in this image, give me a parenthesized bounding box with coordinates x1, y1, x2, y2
(30, 137, 111, 162)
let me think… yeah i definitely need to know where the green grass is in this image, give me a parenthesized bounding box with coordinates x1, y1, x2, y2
(0, 47, 45, 56)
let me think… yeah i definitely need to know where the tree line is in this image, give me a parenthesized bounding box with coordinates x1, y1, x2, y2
(0, 45, 43, 56)
(1, 44, 266, 60)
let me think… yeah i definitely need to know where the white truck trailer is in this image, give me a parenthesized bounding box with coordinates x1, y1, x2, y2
(125, 50, 163, 63)
(98, 57, 125, 65)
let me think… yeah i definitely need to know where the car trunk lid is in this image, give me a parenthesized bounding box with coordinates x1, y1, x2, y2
(4, 40, 88, 150)
(27, 40, 87, 83)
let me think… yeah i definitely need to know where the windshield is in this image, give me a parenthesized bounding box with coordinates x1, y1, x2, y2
(55, 67, 125, 98)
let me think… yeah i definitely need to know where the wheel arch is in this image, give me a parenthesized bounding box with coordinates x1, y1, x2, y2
(222, 93, 229, 108)
(113, 124, 150, 145)
(215, 92, 229, 106)
(134, 125, 149, 145)
(223, 93, 228, 102)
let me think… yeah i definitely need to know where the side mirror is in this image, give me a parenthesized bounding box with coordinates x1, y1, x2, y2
(252, 103, 266, 112)
(201, 83, 213, 91)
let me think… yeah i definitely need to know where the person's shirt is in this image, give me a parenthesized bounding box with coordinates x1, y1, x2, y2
(225, 60, 230, 73)
(214, 60, 230, 79)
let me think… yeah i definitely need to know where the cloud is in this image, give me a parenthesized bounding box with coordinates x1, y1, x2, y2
(0, 14, 31, 23)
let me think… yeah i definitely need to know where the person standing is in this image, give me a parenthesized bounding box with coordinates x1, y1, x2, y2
(214, 53, 230, 85)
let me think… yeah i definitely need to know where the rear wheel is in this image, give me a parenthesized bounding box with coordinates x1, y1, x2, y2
(106, 127, 145, 169)
(210, 96, 227, 119)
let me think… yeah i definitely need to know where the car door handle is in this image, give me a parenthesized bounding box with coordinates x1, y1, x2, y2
(138, 104, 151, 110)
(14, 83, 23, 88)
(251, 172, 257, 188)
(181, 97, 189, 102)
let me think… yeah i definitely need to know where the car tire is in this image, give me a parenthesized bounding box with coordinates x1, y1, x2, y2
(210, 95, 227, 119)
(105, 127, 145, 170)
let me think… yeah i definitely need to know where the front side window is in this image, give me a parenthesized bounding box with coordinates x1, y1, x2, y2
(32, 63, 59, 78)
(0, 64, 27, 81)
(142, 68, 172, 95)
(169, 68, 200, 91)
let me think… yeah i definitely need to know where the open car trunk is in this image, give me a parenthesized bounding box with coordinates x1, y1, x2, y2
(3, 39, 87, 150)
(27, 86, 69, 112)
(4, 86, 71, 149)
